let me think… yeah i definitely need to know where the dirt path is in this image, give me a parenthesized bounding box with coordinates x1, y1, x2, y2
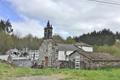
(15, 75, 65, 80)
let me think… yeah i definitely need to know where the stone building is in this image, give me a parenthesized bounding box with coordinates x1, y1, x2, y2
(68, 50, 120, 69)
(12, 57, 32, 67)
(5, 48, 40, 67)
(39, 21, 55, 67)
(39, 21, 120, 69)
(39, 39, 56, 67)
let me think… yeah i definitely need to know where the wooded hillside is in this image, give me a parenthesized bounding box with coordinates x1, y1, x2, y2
(0, 20, 42, 53)
(74, 29, 120, 46)
(1, 19, 120, 56)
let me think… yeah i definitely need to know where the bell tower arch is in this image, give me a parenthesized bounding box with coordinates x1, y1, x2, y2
(44, 20, 53, 39)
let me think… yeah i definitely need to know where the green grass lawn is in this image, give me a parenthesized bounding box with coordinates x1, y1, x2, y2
(0, 62, 120, 80)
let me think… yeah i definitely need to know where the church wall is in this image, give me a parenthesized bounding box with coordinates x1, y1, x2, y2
(39, 39, 56, 67)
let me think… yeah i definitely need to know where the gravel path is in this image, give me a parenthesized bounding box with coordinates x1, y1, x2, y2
(15, 75, 65, 80)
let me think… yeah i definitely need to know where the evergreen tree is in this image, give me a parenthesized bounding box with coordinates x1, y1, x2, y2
(66, 36, 76, 44)
(0, 19, 13, 33)
(74, 29, 116, 46)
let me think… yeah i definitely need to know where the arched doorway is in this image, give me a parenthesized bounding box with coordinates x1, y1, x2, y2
(45, 56, 48, 67)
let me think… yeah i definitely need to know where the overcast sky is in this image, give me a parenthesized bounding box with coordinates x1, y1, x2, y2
(0, 0, 120, 38)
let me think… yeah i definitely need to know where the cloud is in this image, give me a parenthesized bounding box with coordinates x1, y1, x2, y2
(12, 18, 44, 38)
(7, 0, 120, 37)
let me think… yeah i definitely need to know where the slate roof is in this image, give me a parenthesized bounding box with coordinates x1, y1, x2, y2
(75, 42, 91, 47)
(89, 53, 120, 61)
(76, 49, 120, 62)
(56, 43, 78, 51)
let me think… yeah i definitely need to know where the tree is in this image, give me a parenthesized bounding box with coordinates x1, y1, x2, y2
(0, 20, 6, 32)
(115, 32, 120, 40)
(5, 19, 13, 33)
(66, 36, 76, 44)
(0, 19, 43, 53)
(0, 19, 13, 33)
(53, 35, 65, 43)
(74, 29, 116, 46)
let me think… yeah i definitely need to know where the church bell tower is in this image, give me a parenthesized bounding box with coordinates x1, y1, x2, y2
(44, 21, 53, 39)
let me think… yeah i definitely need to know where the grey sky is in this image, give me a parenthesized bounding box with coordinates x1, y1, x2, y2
(7, 0, 120, 38)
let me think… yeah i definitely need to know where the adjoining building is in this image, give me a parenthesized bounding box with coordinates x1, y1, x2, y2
(2, 48, 39, 67)
(12, 57, 32, 67)
(38, 21, 120, 69)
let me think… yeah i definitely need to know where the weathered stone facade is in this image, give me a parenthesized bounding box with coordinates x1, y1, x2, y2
(39, 39, 57, 67)
(12, 58, 32, 67)
(68, 50, 120, 69)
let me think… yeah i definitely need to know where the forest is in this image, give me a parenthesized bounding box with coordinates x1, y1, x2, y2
(0, 19, 42, 53)
(0, 19, 120, 54)
(74, 29, 120, 46)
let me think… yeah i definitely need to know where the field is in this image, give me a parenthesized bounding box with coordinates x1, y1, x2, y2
(0, 62, 120, 80)
(94, 41, 120, 57)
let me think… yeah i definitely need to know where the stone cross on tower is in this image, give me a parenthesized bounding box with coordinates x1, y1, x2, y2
(44, 21, 53, 39)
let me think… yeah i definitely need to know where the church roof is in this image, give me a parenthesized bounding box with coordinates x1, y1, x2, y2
(45, 20, 53, 29)
(56, 43, 78, 51)
(75, 49, 120, 62)
(75, 42, 91, 47)
(90, 53, 120, 61)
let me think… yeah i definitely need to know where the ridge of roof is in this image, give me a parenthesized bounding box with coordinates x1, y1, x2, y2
(75, 49, 120, 61)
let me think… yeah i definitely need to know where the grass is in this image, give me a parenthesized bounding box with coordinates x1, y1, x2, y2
(94, 41, 120, 57)
(0, 62, 120, 80)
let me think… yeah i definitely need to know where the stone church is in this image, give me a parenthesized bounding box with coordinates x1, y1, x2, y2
(38, 21, 120, 69)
